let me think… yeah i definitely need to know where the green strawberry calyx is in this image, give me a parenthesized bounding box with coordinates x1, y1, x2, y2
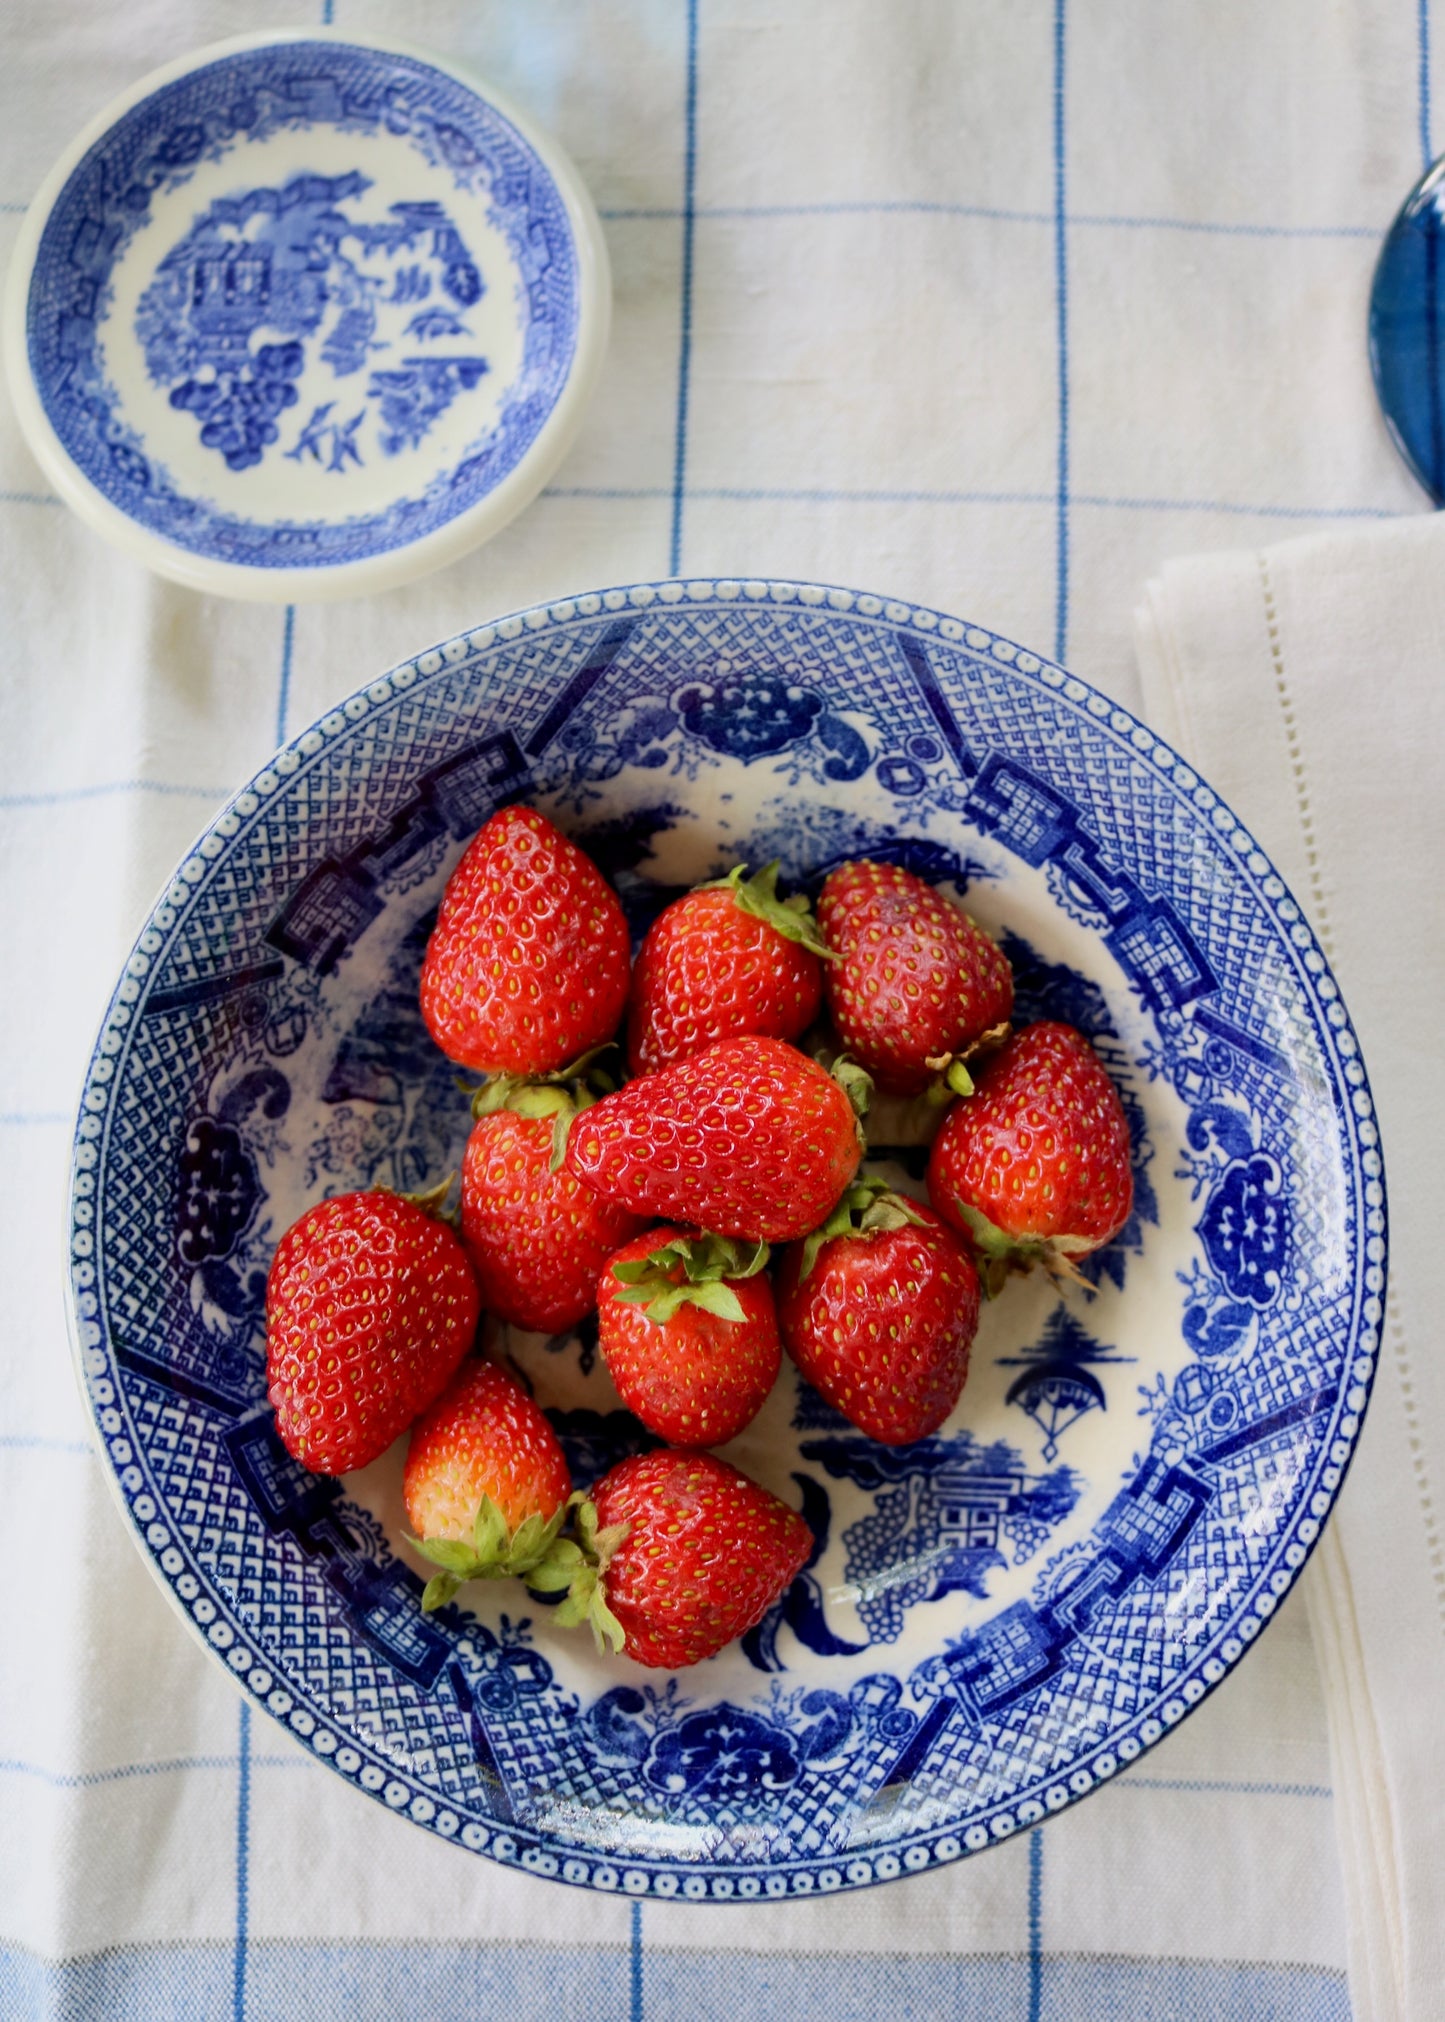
(528, 1496, 632, 1655)
(610, 1231, 771, 1324)
(947, 1199, 1094, 1299)
(921, 1021, 1013, 1106)
(796, 1177, 928, 1282)
(830, 1052, 874, 1128)
(412, 1491, 580, 1614)
(470, 1047, 622, 1172)
(701, 861, 831, 958)
(381, 1172, 461, 1226)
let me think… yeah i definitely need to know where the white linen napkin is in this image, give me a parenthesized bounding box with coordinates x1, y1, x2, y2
(1136, 515, 1445, 2022)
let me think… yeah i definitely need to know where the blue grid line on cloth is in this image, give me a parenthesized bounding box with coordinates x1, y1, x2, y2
(1028, 1829, 1043, 2022)
(0, 491, 61, 507)
(1118, 1777, 1333, 1799)
(631, 1902, 644, 2022)
(1053, 0, 1070, 666)
(234, 1705, 250, 2022)
(0, 781, 226, 810)
(1422, 0, 1434, 167)
(600, 201, 1380, 240)
(669, 0, 700, 576)
(0, 1437, 90, 1456)
(543, 485, 1404, 518)
(0, 1112, 69, 1125)
(0, 1754, 309, 1789)
(276, 607, 295, 753)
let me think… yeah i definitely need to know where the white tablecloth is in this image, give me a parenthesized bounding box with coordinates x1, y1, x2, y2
(2, 3, 1434, 2016)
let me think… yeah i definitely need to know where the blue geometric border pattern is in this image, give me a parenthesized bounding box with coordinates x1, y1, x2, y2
(67, 579, 1385, 1898)
(25, 42, 580, 567)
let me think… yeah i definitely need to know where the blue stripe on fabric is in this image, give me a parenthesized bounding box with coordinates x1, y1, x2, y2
(1421, 0, 1434, 169)
(0, 1947, 1351, 2022)
(544, 483, 1400, 520)
(630, 1901, 644, 2022)
(1028, 1829, 1044, 2022)
(234, 1705, 251, 2022)
(599, 201, 1378, 240)
(0, 488, 61, 505)
(669, 0, 700, 575)
(0, 1111, 69, 1125)
(0, 1434, 90, 1455)
(276, 604, 295, 750)
(1052, 0, 1070, 665)
(0, 1752, 308, 1788)
(0, 779, 225, 810)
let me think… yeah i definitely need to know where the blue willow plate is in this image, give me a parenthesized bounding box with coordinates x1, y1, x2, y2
(4, 33, 609, 601)
(67, 581, 1383, 1898)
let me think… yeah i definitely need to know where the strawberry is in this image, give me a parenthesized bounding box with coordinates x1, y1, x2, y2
(460, 1063, 646, 1334)
(598, 1227, 780, 1445)
(627, 861, 825, 1074)
(545, 1449, 812, 1668)
(777, 1181, 980, 1444)
(404, 1360, 575, 1613)
(266, 1188, 479, 1476)
(818, 860, 1013, 1096)
(420, 805, 631, 1076)
(563, 1034, 868, 1243)
(926, 1020, 1134, 1294)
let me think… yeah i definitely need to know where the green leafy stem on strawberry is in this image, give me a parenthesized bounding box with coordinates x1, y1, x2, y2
(919, 1019, 1015, 1106)
(469, 1045, 622, 1172)
(413, 1490, 632, 1654)
(701, 860, 830, 958)
(944, 1198, 1095, 1299)
(795, 1175, 928, 1281)
(609, 1229, 771, 1323)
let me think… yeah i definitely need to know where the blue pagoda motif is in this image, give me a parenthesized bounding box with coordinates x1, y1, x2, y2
(996, 1308, 1135, 1460)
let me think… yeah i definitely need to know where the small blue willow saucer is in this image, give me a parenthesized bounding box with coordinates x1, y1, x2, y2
(67, 582, 1384, 1900)
(3, 33, 610, 600)
(1371, 154, 1445, 502)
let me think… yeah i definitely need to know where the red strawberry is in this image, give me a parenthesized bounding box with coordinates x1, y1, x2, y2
(818, 860, 1013, 1095)
(777, 1182, 980, 1444)
(627, 862, 825, 1074)
(420, 806, 631, 1076)
(460, 1069, 646, 1334)
(404, 1360, 575, 1613)
(550, 1449, 812, 1668)
(266, 1189, 479, 1476)
(598, 1227, 780, 1445)
(927, 1021, 1134, 1294)
(564, 1035, 867, 1243)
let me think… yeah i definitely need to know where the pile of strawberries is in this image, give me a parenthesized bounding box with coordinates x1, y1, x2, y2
(265, 806, 1134, 1670)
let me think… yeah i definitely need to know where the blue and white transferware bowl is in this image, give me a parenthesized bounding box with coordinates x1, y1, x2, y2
(68, 581, 1384, 1898)
(4, 33, 609, 600)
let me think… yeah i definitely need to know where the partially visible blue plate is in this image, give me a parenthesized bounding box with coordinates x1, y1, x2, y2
(4, 32, 609, 600)
(1371, 154, 1445, 502)
(67, 581, 1384, 1898)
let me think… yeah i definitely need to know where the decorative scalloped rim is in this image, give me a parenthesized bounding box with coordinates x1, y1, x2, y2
(65, 577, 1386, 1897)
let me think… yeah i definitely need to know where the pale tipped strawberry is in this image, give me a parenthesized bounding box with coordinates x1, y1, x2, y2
(927, 1020, 1134, 1295)
(627, 861, 825, 1074)
(420, 805, 631, 1076)
(460, 1056, 647, 1334)
(818, 860, 1013, 1096)
(266, 1186, 479, 1476)
(405, 1360, 575, 1613)
(599, 1227, 780, 1446)
(777, 1181, 980, 1444)
(563, 1035, 869, 1243)
(545, 1449, 813, 1668)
